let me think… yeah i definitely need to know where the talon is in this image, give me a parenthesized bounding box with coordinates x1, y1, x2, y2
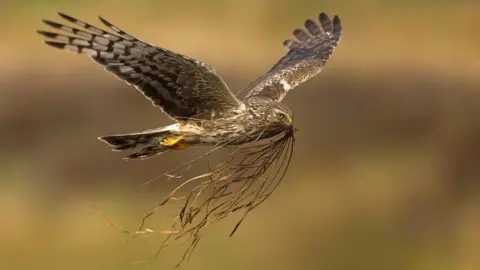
(160, 135, 188, 150)
(160, 135, 185, 146)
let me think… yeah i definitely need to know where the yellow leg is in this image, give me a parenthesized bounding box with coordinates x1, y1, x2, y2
(160, 135, 188, 150)
(171, 142, 188, 150)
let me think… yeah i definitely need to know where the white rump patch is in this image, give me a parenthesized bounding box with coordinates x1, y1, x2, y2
(280, 79, 292, 91)
(155, 123, 204, 134)
(160, 123, 180, 132)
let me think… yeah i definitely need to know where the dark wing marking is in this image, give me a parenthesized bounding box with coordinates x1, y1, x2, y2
(37, 12, 244, 120)
(237, 12, 341, 102)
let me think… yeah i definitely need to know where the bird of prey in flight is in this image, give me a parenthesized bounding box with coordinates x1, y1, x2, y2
(37, 12, 341, 160)
(37, 11, 342, 266)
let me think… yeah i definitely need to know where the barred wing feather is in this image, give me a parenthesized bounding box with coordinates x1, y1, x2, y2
(238, 13, 342, 102)
(37, 12, 244, 121)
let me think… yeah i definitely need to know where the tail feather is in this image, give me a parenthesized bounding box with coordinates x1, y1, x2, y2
(99, 132, 160, 150)
(124, 145, 168, 160)
(99, 130, 172, 160)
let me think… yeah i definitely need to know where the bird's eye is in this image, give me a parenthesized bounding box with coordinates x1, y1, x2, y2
(276, 113, 285, 119)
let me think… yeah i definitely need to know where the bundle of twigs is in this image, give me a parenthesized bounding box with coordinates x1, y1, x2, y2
(114, 128, 295, 267)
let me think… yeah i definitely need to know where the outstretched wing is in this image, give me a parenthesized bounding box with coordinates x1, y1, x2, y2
(37, 12, 244, 121)
(237, 12, 341, 102)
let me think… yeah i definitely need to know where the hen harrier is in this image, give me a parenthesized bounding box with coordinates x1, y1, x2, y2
(37, 11, 342, 266)
(37, 12, 341, 159)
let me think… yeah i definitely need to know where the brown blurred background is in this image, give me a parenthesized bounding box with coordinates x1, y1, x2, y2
(1, 0, 479, 269)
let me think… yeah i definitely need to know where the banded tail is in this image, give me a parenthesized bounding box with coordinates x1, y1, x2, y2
(99, 128, 187, 160)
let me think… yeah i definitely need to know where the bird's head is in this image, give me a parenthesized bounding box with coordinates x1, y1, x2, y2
(266, 102, 293, 130)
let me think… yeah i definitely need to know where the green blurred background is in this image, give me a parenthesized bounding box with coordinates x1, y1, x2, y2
(1, 0, 479, 269)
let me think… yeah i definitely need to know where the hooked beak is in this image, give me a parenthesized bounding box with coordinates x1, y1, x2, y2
(287, 116, 293, 124)
(287, 116, 293, 129)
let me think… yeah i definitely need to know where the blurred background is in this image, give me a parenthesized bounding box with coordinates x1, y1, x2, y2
(1, 0, 479, 269)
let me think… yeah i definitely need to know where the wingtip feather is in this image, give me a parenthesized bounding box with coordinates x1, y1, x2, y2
(304, 18, 321, 36)
(42, 19, 62, 29)
(319, 12, 329, 21)
(318, 12, 333, 33)
(97, 15, 112, 27)
(333, 15, 341, 27)
(44, 40, 67, 49)
(37, 30, 61, 39)
(332, 15, 342, 37)
(293, 28, 309, 41)
(57, 12, 74, 21)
